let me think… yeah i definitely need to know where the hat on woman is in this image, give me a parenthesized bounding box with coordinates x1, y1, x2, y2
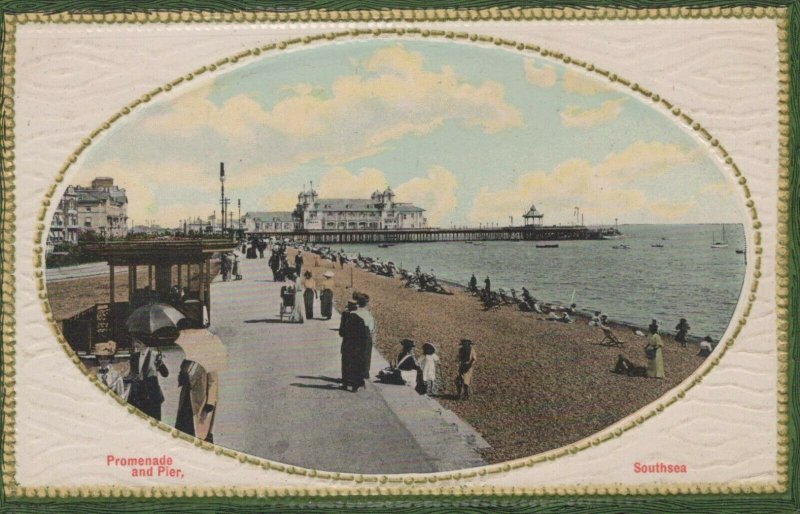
(422, 342, 436, 354)
(93, 341, 117, 357)
(323, 271, 334, 278)
(648, 319, 659, 332)
(400, 338, 416, 348)
(459, 338, 473, 345)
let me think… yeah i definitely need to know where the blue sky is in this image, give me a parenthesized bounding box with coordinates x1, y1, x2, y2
(76, 39, 743, 227)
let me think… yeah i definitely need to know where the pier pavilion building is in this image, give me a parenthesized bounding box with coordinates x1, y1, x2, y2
(295, 186, 427, 230)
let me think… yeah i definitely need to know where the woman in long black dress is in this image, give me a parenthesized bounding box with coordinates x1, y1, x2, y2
(320, 271, 335, 320)
(302, 270, 317, 320)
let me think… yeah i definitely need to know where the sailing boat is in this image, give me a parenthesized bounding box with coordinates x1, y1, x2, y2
(711, 225, 729, 249)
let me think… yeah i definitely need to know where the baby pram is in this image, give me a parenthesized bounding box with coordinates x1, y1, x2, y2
(279, 285, 299, 322)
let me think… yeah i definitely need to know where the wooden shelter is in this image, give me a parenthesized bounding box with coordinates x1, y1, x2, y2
(62, 239, 236, 354)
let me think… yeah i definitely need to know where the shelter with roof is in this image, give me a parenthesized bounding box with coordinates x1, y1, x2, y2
(292, 186, 427, 231)
(523, 204, 544, 227)
(61, 239, 236, 355)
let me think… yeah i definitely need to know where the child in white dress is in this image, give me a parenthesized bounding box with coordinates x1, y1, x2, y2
(420, 343, 440, 395)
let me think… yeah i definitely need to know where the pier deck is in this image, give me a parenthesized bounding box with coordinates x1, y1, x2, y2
(249, 225, 612, 244)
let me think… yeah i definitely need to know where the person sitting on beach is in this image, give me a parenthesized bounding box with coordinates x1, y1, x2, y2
(589, 311, 602, 326)
(498, 288, 511, 305)
(612, 354, 647, 377)
(599, 314, 609, 328)
(396, 339, 421, 389)
(675, 318, 690, 348)
(698, 336, 714, 357)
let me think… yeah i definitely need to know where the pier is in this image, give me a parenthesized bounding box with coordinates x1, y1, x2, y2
(248, 225, 614, 244)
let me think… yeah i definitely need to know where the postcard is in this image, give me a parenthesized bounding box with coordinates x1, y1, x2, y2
(1, 4, 795, 511)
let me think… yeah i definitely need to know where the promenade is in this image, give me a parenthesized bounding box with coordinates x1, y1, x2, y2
(207, 253, 488, 474)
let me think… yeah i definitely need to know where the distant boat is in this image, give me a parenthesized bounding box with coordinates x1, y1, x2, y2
(736, 249, 744, 254)
(651, 244, 664, 248)
(464, 241, 473, 244)
(711, 225, 729, 249)
(612, 244, 630, 250)
(603, 218, 625, 239)
(536, 243, 559, 248)
(378, 243, 394, 248)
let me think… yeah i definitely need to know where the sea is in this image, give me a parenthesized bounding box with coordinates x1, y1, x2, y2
(336, 224, 746, 340)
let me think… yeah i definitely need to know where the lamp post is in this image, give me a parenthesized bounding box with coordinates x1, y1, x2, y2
(219, 162, 226, 231)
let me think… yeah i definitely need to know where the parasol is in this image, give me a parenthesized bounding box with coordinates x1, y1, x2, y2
(174, 328, 229, 372)
(126, 303, 188, 337)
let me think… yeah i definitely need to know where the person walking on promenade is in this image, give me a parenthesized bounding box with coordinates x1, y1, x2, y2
(286, 269, 303, 323)
(126, 337, 169, 421)
(94, 341, 127, 399)
(484, 276, 491, 296)
(675, 318, 690, 348)
(302, 270, 318, 320)
(175, 359, 218, 442)
(645, 320, 665, 379)
(220, 253, 230, 282)
(353, 293, 376, 380)
(455, 339, 477, 400)
(231, 253, 241, 281)
(320, 271, 335, 320)
(294, 251, 304, 275)
(340, 299, 368, 392)
(258, 239, 266, 259)
(338, 252, 346, 269)
(420, 343, 440, 395)
(338, 299, 357, 337)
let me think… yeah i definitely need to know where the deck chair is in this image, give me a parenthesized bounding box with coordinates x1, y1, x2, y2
(598, 326, 625, 347)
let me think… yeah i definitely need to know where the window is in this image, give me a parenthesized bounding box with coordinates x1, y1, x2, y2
(84, 217, 92, 227)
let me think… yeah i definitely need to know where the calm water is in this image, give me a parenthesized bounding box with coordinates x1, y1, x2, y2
(337, 224, 746, 339)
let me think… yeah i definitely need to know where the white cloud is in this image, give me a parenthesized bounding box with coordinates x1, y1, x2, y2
(560, 99, 624, 128)
(318, 167, 388, 198)
(395, 166, 458, 226)
(469, 141, 699, 224)
(138, 44, 522, 187)
(523, 59, 557, 88)
(562, 69, 611, 96)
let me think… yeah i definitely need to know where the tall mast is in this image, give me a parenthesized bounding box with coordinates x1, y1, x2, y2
(219, 162, 226, 231)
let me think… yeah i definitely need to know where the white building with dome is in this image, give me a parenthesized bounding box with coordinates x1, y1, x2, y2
(295, 186, 427, 230)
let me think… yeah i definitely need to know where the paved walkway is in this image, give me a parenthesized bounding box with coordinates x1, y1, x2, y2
(208, 254, 487, 474)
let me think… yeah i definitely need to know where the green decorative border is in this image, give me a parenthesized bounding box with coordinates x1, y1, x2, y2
(0, 2, 797, 512)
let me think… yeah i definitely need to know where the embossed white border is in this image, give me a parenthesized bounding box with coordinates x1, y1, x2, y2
(5, 10, 786, 496)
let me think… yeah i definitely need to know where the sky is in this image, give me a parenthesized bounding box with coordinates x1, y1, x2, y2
(72, 39, 744, 228)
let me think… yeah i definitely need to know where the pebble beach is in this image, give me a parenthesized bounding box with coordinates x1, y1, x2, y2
(299, 250, 714, 463)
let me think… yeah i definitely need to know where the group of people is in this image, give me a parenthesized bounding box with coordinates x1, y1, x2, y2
(468, 274, 559, 313)
(93, 337, 218, 442)
(383, 338, 477, 400)
(400, 266, 451, 294)
(220, 252, 241, 282)
(243, 238, 267, 259)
